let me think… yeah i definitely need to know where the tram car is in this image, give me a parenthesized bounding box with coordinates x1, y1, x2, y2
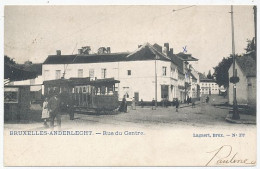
(43, 77, 120, 114)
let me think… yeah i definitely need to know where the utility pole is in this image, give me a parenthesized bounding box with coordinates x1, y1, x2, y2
(253, 6, 257, 57)
(155, 55, 158, 107)
(230, 5, 240, 119)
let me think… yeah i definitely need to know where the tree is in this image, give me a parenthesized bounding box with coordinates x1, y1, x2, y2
(244, 38, 256, 60)
(213, 55, 233, 88)
(207, 70, 213, 79)
(245, 38, 256, 53)
(4, 55, 16, 65)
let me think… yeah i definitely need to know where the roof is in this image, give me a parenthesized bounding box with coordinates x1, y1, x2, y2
(200, 78, 216, 83)
(176, 52, 198, 61)
(43, 43, 173, 65)
(190, 73, 197, 80)
(168, 54, 184, 74)
(236, 55, 256, 77)
(126, 43, 171, 61)
(43, 53, 129, 64)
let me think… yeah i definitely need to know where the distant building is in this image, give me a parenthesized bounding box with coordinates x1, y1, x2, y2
(200, 79, 219, 95)
(228, 54, 256, 106)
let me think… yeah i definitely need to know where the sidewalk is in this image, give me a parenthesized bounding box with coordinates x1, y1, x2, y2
(225, 113, 256, 124)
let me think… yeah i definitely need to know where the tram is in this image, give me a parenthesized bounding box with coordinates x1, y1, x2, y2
(43, 77, 120, 114)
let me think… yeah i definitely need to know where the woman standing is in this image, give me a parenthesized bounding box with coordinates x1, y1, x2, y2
(42, 97, 50, 127)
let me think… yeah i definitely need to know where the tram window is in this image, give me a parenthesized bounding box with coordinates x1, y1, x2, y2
(83, 87, 86, 92)
(101, 86, 106, 95)
(108, 86, 113, 94)
(79, 87, 82, 93)
(75, 88, 78, 93)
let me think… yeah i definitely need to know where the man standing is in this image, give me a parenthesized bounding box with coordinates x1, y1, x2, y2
(48, 93, 61, 130)
(176, 99, 180, 112)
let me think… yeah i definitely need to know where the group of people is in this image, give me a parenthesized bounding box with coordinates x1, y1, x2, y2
(41, 91, 74, 129)
(41, 93, 62, 129)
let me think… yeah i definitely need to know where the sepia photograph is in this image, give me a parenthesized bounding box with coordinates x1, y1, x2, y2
(3, 4, 257, 167)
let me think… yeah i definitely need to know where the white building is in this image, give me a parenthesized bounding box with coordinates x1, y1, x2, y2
(42, 43, 200, 103)
(228, 54, 256, 106)
(200, 79, 219, 96)
(43, 43, 181, 103)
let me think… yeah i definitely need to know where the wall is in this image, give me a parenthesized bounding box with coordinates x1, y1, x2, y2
(247, 77, 256, 106)
(228, 62, 248, 105)
(43, 60, 179, 102)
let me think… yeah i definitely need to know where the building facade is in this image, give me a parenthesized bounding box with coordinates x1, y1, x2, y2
(200, 79, 219, 96)
(42, 43, 199, 103)
(228, 54, 256, 106)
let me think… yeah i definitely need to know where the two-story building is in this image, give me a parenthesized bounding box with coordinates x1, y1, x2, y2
(42, 43, 182, 103)
(200, 78, 219, 96)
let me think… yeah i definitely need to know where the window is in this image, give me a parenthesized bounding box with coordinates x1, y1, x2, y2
(89, 69, 94, 79)
(78, 69, 83, 77)
(161, 85, 169, 99)
(127, 70, 131, 76)
(44, 70, 49, 80)
(4, 88, 19, 103)
(55, 70, 61, 79)
(101, 68, 107, 79)
(162, 66, 167, 76)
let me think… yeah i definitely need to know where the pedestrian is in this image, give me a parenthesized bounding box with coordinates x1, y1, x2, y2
(41, 97, 49, 128)
(175, 99, 179, 112)
(206, 96, 209, 103)
(123, 95, 127, 113)
(187, 96, 190, 105)
(192, 99, 195, 108)
(152, 98, 156, 110)
(119, 95, 127, 113)
(131, 97, 136, 110)
(140, 99, 144, 108)
(165, 98, 168, 108)
(68, 94, 74, 120)
(48, 92, 61, 130)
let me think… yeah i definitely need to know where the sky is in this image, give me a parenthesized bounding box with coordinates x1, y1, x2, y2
(4, 5, 255, 74)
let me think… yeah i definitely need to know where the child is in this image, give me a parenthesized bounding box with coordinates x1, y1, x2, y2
(42, 97, 50, 127)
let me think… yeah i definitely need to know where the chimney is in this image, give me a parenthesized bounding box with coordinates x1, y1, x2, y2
(170, 48, 174, 55)
(138, 45, 142, 48)
(164, 43, 169, 55)
(56, 50, 61, 55)
(78, 49, 83, 55)
(107, 47, 111, 53)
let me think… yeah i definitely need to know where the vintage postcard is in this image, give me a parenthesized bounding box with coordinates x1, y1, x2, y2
(3, 4, 257, 167)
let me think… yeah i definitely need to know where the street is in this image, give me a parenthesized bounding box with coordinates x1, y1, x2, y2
(4, 95, 256, 131)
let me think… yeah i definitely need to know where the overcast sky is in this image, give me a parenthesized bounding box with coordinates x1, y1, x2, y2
(4, 5, 255, 73)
